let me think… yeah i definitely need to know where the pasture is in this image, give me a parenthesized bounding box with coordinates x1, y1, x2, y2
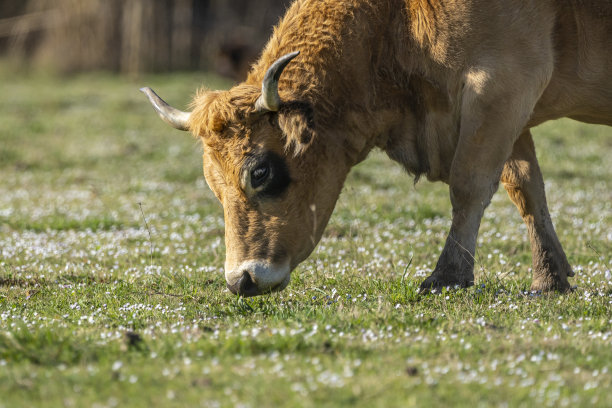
(0, 70, 611, 407)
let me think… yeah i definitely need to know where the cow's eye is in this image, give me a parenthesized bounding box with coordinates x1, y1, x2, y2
(242, 152, 290, 199)
(250, 163, 270, 189)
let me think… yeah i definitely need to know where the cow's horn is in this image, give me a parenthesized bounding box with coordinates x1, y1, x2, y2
(255, 51, 300, 112)
(140, 87, 190, 131)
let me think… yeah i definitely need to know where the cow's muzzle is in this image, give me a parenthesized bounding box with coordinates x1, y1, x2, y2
(225, 260, 291, 297)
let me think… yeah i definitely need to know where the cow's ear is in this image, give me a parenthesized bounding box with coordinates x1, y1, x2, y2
(278, 101, 315, 155)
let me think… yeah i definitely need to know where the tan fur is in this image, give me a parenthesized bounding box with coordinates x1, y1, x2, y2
(179, 0, 611, 295)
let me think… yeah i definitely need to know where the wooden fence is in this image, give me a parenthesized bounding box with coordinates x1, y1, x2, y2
(0, 0, 290, 78)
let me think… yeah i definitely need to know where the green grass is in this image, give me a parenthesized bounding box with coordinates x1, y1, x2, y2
(0, 66, 610, 408)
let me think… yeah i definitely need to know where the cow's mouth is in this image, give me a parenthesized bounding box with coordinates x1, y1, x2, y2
(226, 279, 285, 297)
(226, 263, 291, 297)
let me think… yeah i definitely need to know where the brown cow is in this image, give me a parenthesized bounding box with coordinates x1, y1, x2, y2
(141, 0, 612, 296)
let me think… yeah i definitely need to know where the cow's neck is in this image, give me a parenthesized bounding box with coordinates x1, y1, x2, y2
(249, 0, 465, 180)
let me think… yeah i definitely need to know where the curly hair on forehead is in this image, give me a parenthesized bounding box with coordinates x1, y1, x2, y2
(189, 85, 260, 136)
(189, 82, 316, 156)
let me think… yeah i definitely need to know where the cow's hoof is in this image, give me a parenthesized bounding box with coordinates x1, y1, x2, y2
(418, 274, 474, 295)
(418, 276, 442, 294)
(530, 276, 572, 293)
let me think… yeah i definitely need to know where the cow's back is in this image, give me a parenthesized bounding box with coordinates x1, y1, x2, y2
(533, 0, 612, 126)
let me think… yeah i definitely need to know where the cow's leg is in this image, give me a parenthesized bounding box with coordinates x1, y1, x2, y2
(501, 130, 573, 291)
(419, 122, 516, 292)
(421, 148, 509, 292)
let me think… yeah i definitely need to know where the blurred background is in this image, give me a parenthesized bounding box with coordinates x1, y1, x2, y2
(0, 0, 291, 80)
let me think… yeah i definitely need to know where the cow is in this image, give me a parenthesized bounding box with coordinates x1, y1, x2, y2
(141, 0, 612, 297)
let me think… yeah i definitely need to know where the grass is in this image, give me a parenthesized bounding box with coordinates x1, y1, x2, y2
(0, 66, 610, 408)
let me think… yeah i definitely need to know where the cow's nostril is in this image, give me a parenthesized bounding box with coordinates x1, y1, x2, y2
(227, 271, 260, 296)
(237, 271, 259, 297)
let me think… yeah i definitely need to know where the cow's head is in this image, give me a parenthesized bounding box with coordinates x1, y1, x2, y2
(141, 52, 350, 296)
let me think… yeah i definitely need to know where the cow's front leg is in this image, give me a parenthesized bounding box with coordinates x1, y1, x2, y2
(501, 130, 573, 292)
(419, 153, 504, 292)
